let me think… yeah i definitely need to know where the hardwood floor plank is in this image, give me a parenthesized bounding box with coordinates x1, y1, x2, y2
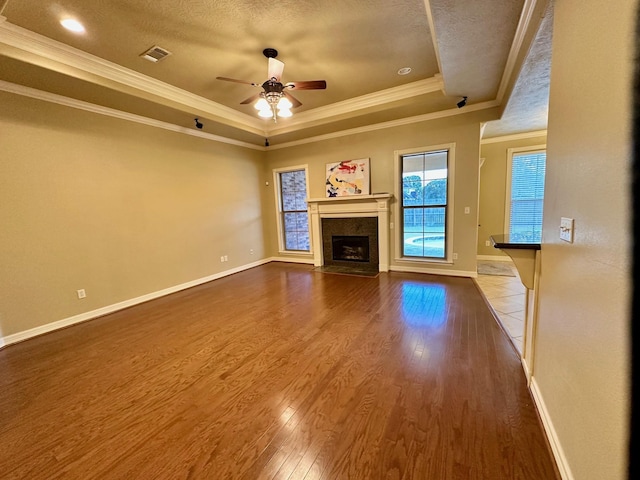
(0, 263, 559, 479)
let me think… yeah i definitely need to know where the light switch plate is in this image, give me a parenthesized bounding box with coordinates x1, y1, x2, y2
(560, 217, 574, 243)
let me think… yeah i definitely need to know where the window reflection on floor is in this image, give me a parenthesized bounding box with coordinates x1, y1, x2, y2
(400, 282, 447, 327)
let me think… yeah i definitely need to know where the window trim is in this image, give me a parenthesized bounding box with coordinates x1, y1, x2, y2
(504, 145, 546, 236)
(393, 143, 456, 264)
(273, 164, 311, 255)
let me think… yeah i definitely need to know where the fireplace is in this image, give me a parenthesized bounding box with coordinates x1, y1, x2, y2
(332, 235, 370, 262)
(307, 194, 392, 272)
(322, 217, 378, 271)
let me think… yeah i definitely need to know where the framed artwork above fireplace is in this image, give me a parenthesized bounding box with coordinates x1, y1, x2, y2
(325, 158, 370, 197)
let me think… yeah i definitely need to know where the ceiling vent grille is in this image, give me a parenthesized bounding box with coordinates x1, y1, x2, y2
(140, 45, 172, 63)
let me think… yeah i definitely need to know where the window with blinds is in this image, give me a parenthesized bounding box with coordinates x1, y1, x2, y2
(508, 150, 546, 242)
(277, 168, 310, 252)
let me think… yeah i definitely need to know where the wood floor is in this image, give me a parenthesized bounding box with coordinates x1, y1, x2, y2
(0, 263, 559, 479)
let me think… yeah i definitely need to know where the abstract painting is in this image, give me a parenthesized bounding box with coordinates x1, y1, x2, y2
(325, 158, 370, 197)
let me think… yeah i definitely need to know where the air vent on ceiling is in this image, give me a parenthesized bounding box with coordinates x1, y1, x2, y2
(140, 45, 172, 63)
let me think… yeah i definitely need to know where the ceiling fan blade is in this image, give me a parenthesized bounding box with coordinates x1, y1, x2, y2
(283, 91, 302, 108)
(268, 58, 285, 81)
(216, 76, 259, 86)
(285, 80, 327, 90)
(240, 92, 263, 105)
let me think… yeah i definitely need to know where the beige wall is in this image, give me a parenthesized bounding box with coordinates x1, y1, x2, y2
(477, 134, 547, 257)
(0, 92, 266, 339)
(534, 0, 633, 478)
(265, 109, 499, 275)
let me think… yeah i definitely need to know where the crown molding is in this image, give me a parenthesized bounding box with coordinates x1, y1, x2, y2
(481, 129, 547, 144)
(495, 0, 542, 104)
(0, 20, 268, 136)
(267, 75, 445, 136)
(422, 1, 444, 90)
(2, 77, 504, 153)
(0, 80, 265, 151)
(269, 99, 499, 150)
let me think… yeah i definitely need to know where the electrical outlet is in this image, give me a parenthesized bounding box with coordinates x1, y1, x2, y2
(485, 240, 490, 247)
(220, 256, 225, 262)
(464, 206, 470, 214)
(77, 289, 86, 299)
(250, 249, 254, 255)
(223, 255, 228, 262)
(452, 253, 458, 260)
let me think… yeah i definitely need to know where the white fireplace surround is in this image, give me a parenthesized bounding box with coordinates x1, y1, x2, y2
(307, 194, 392, 272)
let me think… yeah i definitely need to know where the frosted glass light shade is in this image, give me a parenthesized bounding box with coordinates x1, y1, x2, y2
(255, 98, 269, 110)
(277, 97, 292, 109)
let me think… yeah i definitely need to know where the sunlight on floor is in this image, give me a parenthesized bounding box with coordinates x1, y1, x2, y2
(475, 260, 526, 354)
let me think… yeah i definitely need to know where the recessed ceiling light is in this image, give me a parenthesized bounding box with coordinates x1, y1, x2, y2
(397, 67, 412, 75)
(60, 18, 86, 34)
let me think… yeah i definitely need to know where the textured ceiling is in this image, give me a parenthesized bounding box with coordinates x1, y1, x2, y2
(0, 0, 552, 146)
(429, 0, 525, 101)
(483, 1, 553, 138)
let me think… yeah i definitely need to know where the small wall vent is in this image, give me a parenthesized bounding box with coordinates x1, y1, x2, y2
(140, 45, 172, 63)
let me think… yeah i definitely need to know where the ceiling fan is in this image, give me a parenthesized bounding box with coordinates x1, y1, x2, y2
(216, 48, 327, 121)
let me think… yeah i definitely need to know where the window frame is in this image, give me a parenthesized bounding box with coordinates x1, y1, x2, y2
(393, 143, 456, 264)
(273, 165, 311, 255)
(504, 145, 546, 240)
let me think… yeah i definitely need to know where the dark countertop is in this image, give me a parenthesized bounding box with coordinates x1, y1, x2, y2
(490, 234, 541, 250)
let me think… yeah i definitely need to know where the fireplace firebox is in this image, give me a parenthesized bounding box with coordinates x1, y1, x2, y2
(332, 235, 370, 262)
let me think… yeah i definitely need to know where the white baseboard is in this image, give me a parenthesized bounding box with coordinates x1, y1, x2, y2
(521, 357, 530, 377)
(477, 254, 510, 261)
(389, 264, 476, 278)
(530, 377, 575, 480)
(0, 258, 272, 349)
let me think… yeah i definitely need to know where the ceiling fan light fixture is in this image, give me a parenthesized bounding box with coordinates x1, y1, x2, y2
(255, 98, 269, 110)
(277, 97, 292, 110)
(218, 48, 325, 122)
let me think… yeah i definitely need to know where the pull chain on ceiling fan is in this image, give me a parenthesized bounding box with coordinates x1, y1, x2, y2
(216, 48, 327, 122)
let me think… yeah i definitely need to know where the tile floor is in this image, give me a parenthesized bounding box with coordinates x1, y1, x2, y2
(475, 260, 526, 354)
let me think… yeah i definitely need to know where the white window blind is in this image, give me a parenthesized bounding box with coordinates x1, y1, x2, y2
(509, 151, 546, 242)
(279, 169, 310, 251)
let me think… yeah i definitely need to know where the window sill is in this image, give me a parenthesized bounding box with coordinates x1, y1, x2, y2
(278, 250, 313, 257)
(394, 256, 454, 266)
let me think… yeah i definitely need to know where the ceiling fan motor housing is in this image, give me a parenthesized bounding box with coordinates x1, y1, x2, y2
(262, 78, 284, 93)
(263, 48, 278, 59)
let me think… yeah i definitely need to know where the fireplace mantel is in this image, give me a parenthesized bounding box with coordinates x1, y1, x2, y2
(307, 194, 392, 272)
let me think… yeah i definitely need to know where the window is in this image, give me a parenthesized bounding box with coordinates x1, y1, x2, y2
(399, 149, 450, 259)
(506, 148, 546, 242)
(274, 166, 310, 252)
